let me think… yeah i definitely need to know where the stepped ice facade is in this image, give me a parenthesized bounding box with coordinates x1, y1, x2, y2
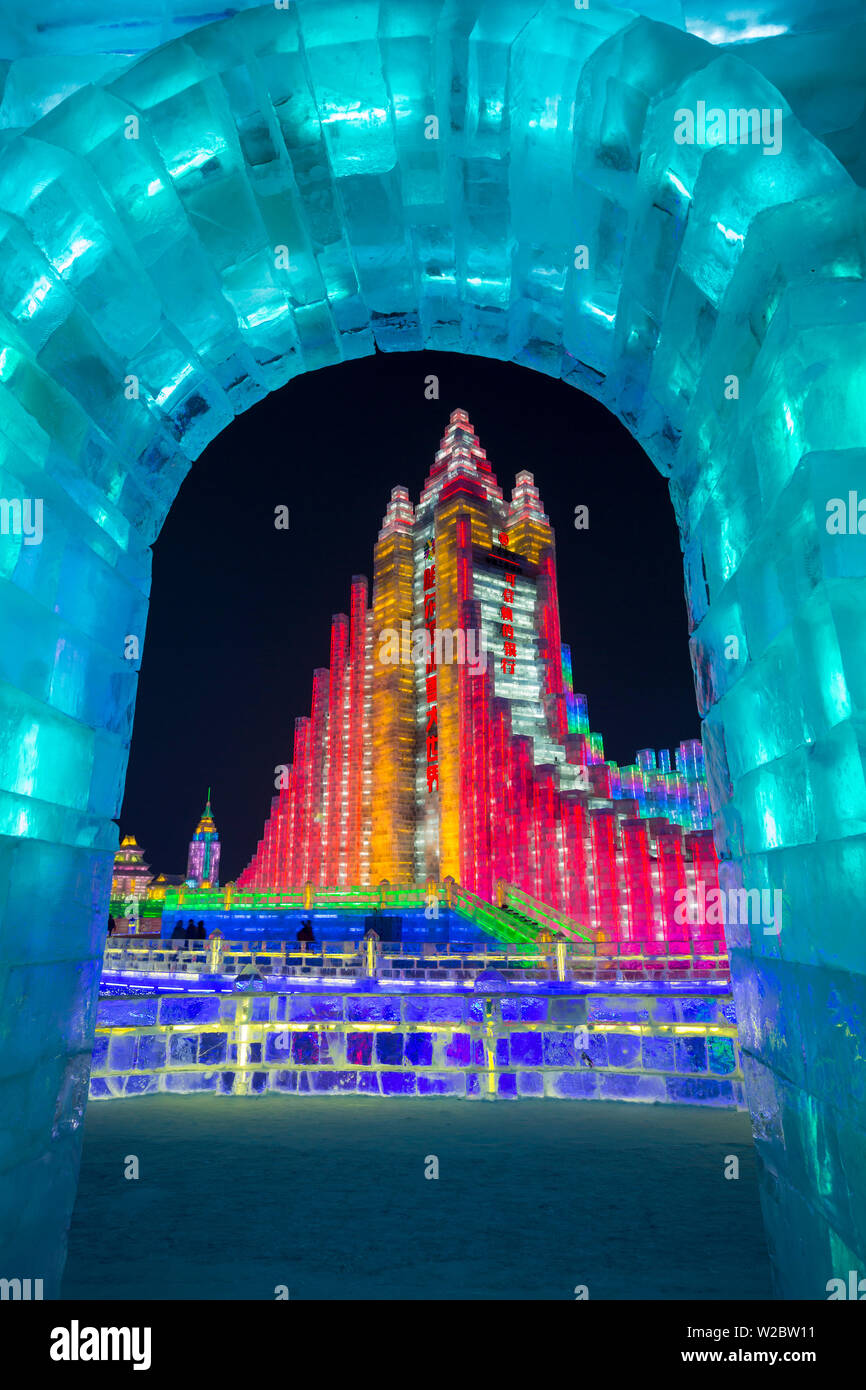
(0, 0, 864, 1299)
(239, 406, 721, 950)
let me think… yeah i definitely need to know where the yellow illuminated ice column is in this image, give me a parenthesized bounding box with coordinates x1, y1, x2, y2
(435, 493, 491, 883)
(369, 487, 416, 883)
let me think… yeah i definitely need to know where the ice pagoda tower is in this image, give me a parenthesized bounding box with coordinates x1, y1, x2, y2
(110, 834, 153, 906)
(186, 790, 221, 888)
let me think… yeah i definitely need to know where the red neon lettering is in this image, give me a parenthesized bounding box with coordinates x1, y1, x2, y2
(427, 765, 439, 792)
(498, 565, 519, 677)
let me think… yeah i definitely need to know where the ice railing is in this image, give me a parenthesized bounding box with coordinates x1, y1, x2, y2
(103, 937, 730, 983)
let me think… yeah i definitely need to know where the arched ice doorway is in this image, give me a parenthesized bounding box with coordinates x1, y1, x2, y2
(0, 1, 864, 1298)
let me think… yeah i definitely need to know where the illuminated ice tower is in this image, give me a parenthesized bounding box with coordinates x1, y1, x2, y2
(186, 790, 221, 888)
(239, 410, 717, 944)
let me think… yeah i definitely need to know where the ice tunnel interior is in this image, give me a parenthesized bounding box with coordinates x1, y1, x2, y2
(0, 0, 865, 1299)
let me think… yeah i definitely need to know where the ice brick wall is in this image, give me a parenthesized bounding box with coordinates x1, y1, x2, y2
(4, 4, 866, 187)
(89, 988, 744, 1106)
(0, 1, 863, 1297)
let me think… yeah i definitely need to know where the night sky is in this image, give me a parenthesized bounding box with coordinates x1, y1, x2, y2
(120, 351, 700, 881)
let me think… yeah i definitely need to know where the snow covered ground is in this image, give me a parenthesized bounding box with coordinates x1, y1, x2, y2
(63, 1095, 772, 1300)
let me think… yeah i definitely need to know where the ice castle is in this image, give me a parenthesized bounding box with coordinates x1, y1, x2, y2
(234, 407, 720, 948)
(0, 0, 864, 1301)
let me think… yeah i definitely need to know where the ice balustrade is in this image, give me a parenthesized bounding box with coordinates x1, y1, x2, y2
(102, 935, 731, 983)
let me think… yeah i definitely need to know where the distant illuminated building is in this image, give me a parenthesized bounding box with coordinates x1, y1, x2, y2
(238, 409, 719, 944)
(111, 834, 153, 905)
(146, 872, 185, 904)
(186, 790, 221, 888)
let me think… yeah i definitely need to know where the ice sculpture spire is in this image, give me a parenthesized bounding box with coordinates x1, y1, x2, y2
(378, 485, 415, 539)
(509, 470, 548, 526)
(417, 408, 504, 516)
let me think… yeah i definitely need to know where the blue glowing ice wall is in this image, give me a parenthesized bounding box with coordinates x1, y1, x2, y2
(0, 0, 864, 1298)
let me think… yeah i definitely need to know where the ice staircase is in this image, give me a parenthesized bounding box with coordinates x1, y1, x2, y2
(161, 879, 590, 949)
(448, 883, 591, 947)
(497, 885, 591, 945)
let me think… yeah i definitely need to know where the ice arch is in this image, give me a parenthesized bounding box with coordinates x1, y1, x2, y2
(0, 1, 864, 1299)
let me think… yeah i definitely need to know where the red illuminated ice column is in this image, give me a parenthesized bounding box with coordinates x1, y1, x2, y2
(655, 826, 689, 946)
(621, 819, 655, 943)
(345, 577, 368, 886)
(490, 698, 516, 888)
(454, 517, 478, 893)
(236, 850, 255, 889)
(534, 768, 561, 910)
(686, 829, 722, 948)
(305, 669, 329, 885)
(537, 548, 568, 742)
(287, 716, 311, 887)
(259, 804, 272, 886)
(561, 794, 591, 926)
(273, 773, 294, 890)
(324, 614, 350, 885)
(250, 801, 273, 888)
(263, 796, 279, 886)
(459, 597, 492, 898)
(510, 735, 536, 897)
(590, 809, 621, 942)
(246, 829, 265, 889)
